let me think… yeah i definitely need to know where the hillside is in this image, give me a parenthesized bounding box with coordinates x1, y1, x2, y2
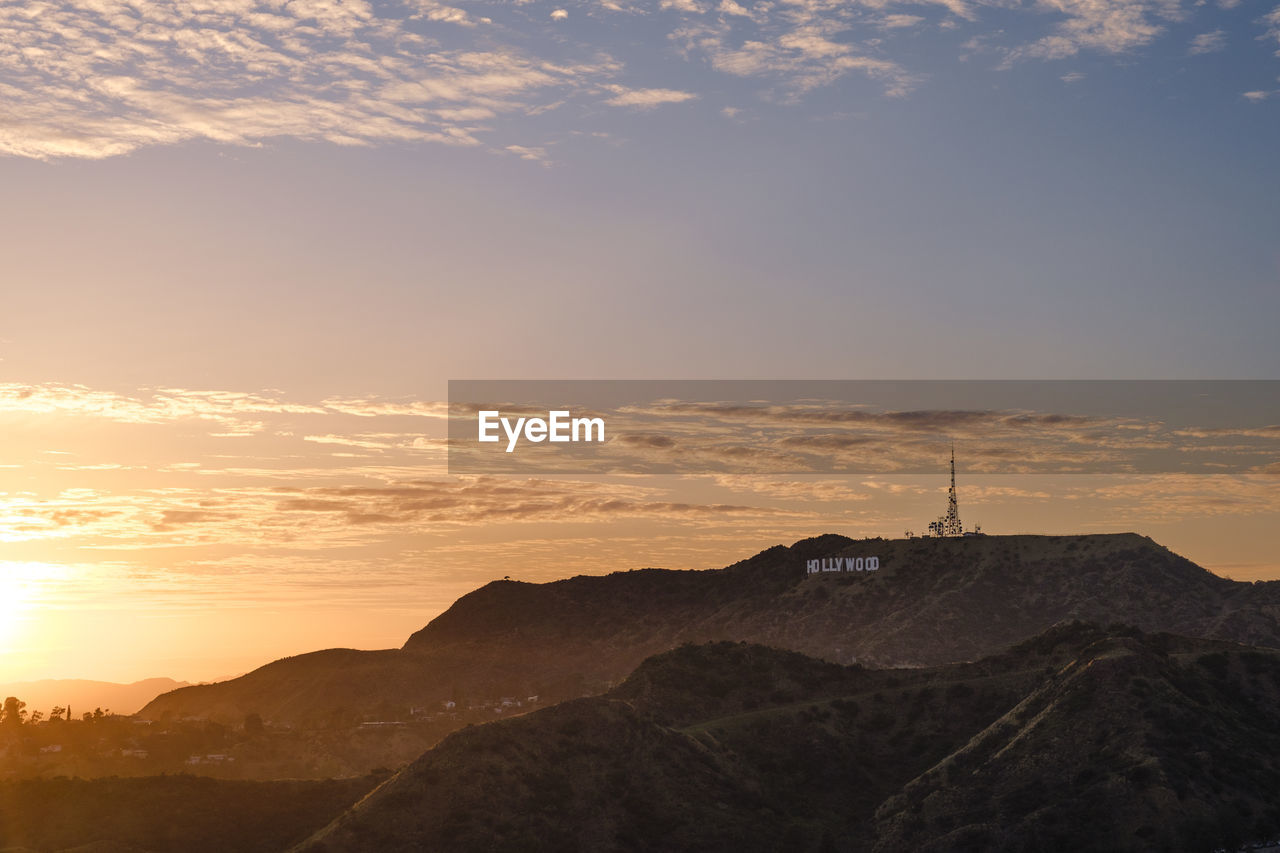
(871, 635, 1280, 851)
(140, 533, 1280, 731)
(293, 628, 1280, 853)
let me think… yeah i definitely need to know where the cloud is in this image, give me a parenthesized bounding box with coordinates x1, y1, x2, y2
(1080, 475, 1280, 520)
(319, 398, 448, 419)
(0, 0, 621, 159)
(603, 85, 699, 107)
(152, 509, 228, 532)
(271, 478, 790, 525)
(407, 0, 480, 26)
(0, 383, 330, 427)
(0, 0, 1262, 160)
(1171, 425, 1280, 439)
(880, 14, 926, 28)
(1060, 71, 1086, 82)
(0, 384, 449, 426)
(1188, 29, 1226, 53)
(618, 400, 1114, 434)
(505, 144, 552, 163)
(303, 434, 433, 451)
(719, 0, 755, 17)
(1001, 0, 1184, 65)
(0, 384, 451, 463)
(675, 21, 920, 98)
(1263, 5, 1280, 53)
(660, 0, 708, 12)
(709, 475, 873, 501)
(2, 473, 800, 551)
(470, 396, 1275, 475)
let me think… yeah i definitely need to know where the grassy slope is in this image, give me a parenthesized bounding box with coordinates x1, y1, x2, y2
(296, 625, 1280, 852)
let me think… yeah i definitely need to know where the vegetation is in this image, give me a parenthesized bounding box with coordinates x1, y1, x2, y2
(0, 703, 499, 782)
(9, 534, 1280, 851)
(296, 626, 1280, 852)
(0, 773, 383, 852)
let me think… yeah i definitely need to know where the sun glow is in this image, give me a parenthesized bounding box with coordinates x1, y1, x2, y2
(0, 562, 69, 647)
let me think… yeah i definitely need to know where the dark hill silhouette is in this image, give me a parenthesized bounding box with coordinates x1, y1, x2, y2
(293, 627, 1280, 853)
(870, 632, 1280, 851)
(141, 533, 1280, 730)
(0, 773, 382, 853)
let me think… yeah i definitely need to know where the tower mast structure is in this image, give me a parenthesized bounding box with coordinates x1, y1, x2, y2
(928, 444, 964, 537)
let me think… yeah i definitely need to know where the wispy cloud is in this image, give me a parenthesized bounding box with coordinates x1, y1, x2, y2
(450, 396, 1276, 475)
(880, 14, 926, 28)
(1189, 29, 1226, 54)
(1001, 0, 1185, 65)
(1263, 5, 1280, 54)
(0, 0, 1274, 160)
(505, 143, 553, 164)
(672, 19, 920, 99)
(604, 85, 699, 107)
(0, 0, 622, 159)
(0, 383, 445, 431)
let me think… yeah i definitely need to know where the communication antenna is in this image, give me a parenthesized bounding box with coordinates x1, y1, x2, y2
(928, 444, 964, 537)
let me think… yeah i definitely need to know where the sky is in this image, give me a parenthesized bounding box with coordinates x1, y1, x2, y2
(1, 0, 1278, 686)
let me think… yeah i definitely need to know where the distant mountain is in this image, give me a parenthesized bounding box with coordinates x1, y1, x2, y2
(1, 678, 190, 717)
(141, 533, 1280, 729)
(293, 627, 1280, 852)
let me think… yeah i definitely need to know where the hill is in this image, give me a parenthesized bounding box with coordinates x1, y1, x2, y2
(141, 533, 1280, 732)
(293, 627, 1280, 852)
(0, 679, 189, 719)
(871, 634, 1280, 851)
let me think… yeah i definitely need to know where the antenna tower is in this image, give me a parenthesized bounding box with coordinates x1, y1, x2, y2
(928, 445, 964, 537)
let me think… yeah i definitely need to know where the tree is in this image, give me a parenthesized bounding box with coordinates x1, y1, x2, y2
(50, 706, 65, 722)
(244, 712, 264, 735)
(2, 696, 26, 727)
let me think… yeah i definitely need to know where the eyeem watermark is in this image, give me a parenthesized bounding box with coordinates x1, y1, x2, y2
(478, 410, 606, 453)
(449, 380, 1280, 474)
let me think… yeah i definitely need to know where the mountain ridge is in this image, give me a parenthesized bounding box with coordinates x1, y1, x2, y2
(140, 533, 1280, 732)
(294, 625, 1280, 852)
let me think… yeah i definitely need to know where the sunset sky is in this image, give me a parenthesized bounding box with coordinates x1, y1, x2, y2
(1, 0, 1278, 686)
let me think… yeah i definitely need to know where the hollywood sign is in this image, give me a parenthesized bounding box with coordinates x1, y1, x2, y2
(806, 556, 879, 575)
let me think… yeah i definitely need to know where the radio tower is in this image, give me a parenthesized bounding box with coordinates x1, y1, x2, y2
(928, 445, 964, 537)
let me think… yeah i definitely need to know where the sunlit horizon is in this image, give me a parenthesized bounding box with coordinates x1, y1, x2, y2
(2, 384, 1276, 685)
